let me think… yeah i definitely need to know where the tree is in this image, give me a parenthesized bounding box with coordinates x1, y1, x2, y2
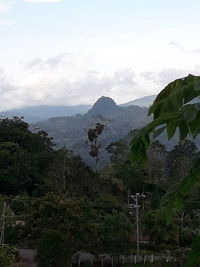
(88, 123, 105, 173)
(130, 74, 200, 266)
(99, 212, 132, 258)
(166, 140, 197, 183)
(0, 117, 53, 196)
(105, 136, 148, 195)
(142, 210, 179, 244)
(25, 194, 98, 266)
(48, 148, 96, 196)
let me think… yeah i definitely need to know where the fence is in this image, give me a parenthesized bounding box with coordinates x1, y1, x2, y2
(72, 252, 176, 266)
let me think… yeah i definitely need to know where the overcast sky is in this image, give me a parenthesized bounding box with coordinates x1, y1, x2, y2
(1, 0, 200, 110)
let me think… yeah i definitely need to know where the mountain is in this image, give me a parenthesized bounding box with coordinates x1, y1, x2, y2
(33, 96, 151, 168)
(0, 104, 92, 123)
(0, 95, 157, 123)
(121, 95, 156, 107)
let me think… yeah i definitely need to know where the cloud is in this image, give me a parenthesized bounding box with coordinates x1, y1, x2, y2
(0, 53, 142, 110)
(0, 68, 21, 111)
(139, 68, 200, 94)
(169, 41, 183, 51)
(23, 0, 62, 3)
(140, 71, 155, 81)
(194, 48, 200, 53)
(1, 52, 200, 111)
(155, 68, 189, 86)
(20, 54, 139, 106)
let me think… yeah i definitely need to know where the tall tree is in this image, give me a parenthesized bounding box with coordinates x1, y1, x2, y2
(88, 123, 105, 173)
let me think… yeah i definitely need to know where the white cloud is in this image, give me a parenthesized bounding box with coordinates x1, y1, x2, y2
(1, 52, 200, 111)
(0, 53, 141, 110)
(155, 68, 189, 86)
(23, 0, 62, 3)
(169, 41, 183, 50)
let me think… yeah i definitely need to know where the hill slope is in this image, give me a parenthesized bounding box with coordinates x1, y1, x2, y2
(34, 97, 151, 168)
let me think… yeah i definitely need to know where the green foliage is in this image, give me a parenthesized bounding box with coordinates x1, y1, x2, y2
(100, 211, 132, 256)
(130, 74, 200, 266)
(48, 148, 96, 196)
(105, 134, 148, 194)
(26, 194, 98, 264)
(0, 245, 16, 267)
(37, 230, 71, 267)
(142, 210, 179, 244)
(185, 236, 200, 267)
(0, 117, 54, 196)
(131, 74, 200, 163)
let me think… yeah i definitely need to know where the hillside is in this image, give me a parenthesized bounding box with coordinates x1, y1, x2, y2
(34, 96, 151, 168)
(0, 104, 91, 122)
(0, 95, 157, 123)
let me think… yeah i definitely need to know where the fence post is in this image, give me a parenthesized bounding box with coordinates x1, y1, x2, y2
(78, 258, 81, 266)
(134, 255, 137, 264)
(151, 254, 154, 263)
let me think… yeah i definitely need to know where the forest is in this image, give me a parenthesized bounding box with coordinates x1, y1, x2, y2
(0, 75, 200, 267)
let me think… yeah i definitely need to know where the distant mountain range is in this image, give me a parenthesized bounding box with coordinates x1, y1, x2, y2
(33, 96, 151, 168)
(0, 105, 92, 123)
(0, 95, 156, 123)
(120, 95, 156, 107)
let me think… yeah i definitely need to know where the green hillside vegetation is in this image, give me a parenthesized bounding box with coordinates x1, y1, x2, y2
(0, 90, 199, 266)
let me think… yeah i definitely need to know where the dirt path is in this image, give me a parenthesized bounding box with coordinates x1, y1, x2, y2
(18, 249, 37, 267)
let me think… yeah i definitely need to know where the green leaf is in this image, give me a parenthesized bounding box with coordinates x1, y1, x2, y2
(174, 195, 183, 212)
(184, 110, 197, 122)
(166, 120, 177, 139)
(180, 159, 200, 195)
(178, 119, 188, 141)
(185, 235, 200, 267)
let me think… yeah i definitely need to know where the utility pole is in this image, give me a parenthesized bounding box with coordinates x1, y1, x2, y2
(128, 193, 145, 256)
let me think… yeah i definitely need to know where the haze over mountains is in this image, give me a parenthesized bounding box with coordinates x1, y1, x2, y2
(0, 95, 155, 123)
(33, 96, 151, 168)
(0, 104, 92, 123)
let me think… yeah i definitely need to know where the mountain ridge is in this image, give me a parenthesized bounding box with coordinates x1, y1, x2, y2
(0, 95, 155, 123)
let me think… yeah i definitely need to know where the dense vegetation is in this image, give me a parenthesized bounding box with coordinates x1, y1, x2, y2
(0, 76, 200, 266)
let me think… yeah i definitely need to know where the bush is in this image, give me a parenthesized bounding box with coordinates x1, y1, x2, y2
(0, 245, 16, 266)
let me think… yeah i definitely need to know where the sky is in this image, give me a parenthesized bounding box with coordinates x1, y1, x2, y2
(1, 0, 200, 110)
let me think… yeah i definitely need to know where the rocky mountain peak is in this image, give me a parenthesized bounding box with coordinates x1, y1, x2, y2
(88, 96, 117, 115)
